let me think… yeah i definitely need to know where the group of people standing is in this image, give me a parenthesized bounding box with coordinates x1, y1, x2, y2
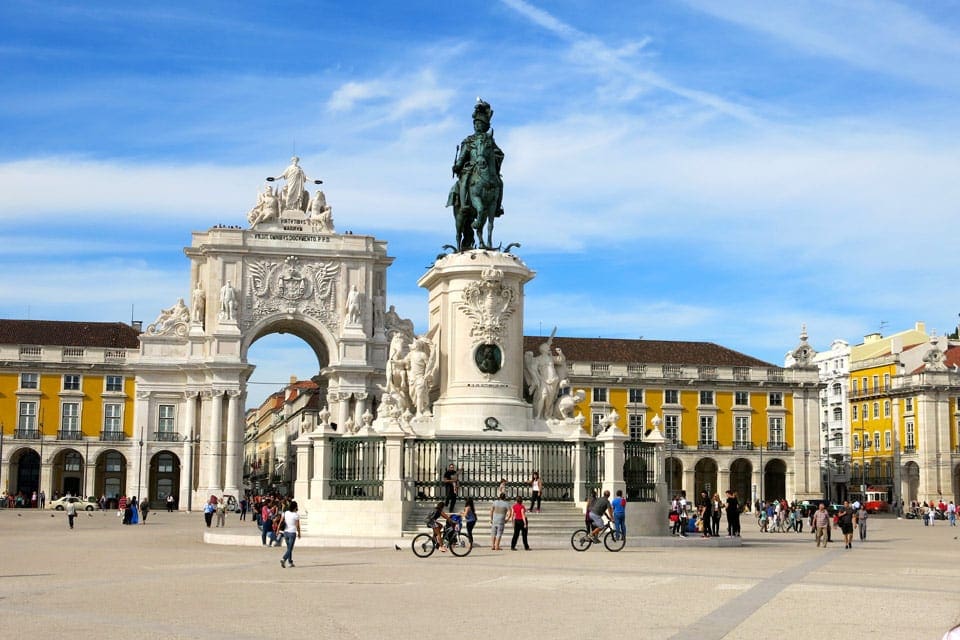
(670, 490, 742, 537)
(117, 495, 149, 525)
(251, 496, 301, 567)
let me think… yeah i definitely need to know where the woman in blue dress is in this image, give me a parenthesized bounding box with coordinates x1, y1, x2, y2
(130, 495, 139, 524)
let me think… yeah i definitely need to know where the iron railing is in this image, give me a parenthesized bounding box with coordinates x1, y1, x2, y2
(14, 429, 40, 439)
(330, 437, 384, 500)
(57, 430, 83, 441)
(623, 441, 655, 501)
(697, 440, 719, 450)
(585, 442, 604, 499)
(100, 431, 126, 442)
(733, 441, 754, 450)
(765, 442, 788, 451)
(405, 439, 576, 502)
(154, 431, 181, 442)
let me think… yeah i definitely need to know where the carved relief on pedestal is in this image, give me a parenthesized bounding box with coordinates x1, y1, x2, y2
(457, 265, 517, 347)
(243, 255, 339, 329)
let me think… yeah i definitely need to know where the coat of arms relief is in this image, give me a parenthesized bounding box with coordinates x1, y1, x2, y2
(243, 256, 339, 329)
(458, 265, 517, 347)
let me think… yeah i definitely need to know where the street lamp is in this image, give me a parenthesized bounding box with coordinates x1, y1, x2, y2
(136, 427, 144, 503)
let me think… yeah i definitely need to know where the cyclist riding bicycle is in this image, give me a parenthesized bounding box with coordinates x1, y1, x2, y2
(588, 489, 614, 542)
(425, 501, 453, 551)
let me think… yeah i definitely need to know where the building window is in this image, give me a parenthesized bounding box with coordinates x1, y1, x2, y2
(20, 372, 39, 389)
(872, 375, 879, 390)
(906, 422, 915, 448)
(592, 387, 607, 403)
(883, 400, 890, 417)
(769, 417, 784, 444)
(905, 398, 913, 412)
(63, 374, 81, 391)
(861, 376, 867, 391)
(872, 402, 879, 419)
(158, 405, 176, 433)
(592, 413, 604, 429)
(852, 379, 858, 392)
(628, 414, 644, 440)
(832, 383, 842, 396)
(823, 410, 828, 423)
(61, 402, 80, 432)
(18, 401, 37, 430)
(699, 390, 714, 405)
(833, 407, 842, 421)
(874, 432, 881, 450)
(699, 415, 715, 444)
(863, 435, 871, 450)
(884, 431, 891, 449)
(104, 403, 122, 432)
(734, 391, 749, 406)
(664, 415, 679, 442)
(64, 451, 82, 472)
(883, 373, 890, 389)
(861, 404, 868, 421)
(769, 392, 783, 407)
(628, 388, 643, 403)
(105, 451, 122, 472)
(852, 405, 858, 420)
(105, 375, 123, 392)
(734, 416, 750, 443)
(853, 434, 860, 451)
(157, 453, 175, 474)
(664, 389, 679, 404)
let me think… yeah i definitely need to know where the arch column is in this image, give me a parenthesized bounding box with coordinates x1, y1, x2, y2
(201, 390, 224, 495)
(224, 390, 242, 497)
(354, 392, 368, 424)
(180, 392, 198, 510)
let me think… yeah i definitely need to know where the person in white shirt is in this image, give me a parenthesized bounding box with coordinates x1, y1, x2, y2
(280, 501, 301, 568)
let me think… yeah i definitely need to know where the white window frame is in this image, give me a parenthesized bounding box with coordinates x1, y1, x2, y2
(664, 414, 679, 442)
(18, 401, 37, 430)
(698, 415, 715, 444)
(63, 374, 81, 391)
(105, 375, 124, 393)
(627, 413, 644, 440)
(906, 422, 915, 448)
(20, 372, 39, 390)
(158, 404, 176, 433)
(103, 403, 123, 433)
(734, 391, 749, 406)
(768, 417, 784, 444)
(61, 401, 80, 432)
(768, 392, 783, 407)
(884, 431, 891, 449)
(734, 416, 750, 443)
(592, 387, 608, 403)
(628, 388, 643, 404)
(664, 389, 679, 404)
(699, 390, 714, 406)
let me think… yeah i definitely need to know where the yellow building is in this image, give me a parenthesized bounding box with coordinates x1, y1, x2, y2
(523, 333, 821, 504)
(0, 320, 140, 505)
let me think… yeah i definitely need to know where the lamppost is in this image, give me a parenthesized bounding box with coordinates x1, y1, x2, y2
(653, 415, 669, 498)
(0, 421, 5, 496)
(136, 427, 144, 502)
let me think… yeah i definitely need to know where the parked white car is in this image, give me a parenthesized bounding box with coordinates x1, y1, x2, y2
(50, 496, 98, 511)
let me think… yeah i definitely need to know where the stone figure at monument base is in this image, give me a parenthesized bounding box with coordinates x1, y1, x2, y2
(146, 298, 190, 337)
(308, 189, 335, 233)
(219, 281, 238, 322)
(191, 284, 205, 324)
(247, 184, 281, 227)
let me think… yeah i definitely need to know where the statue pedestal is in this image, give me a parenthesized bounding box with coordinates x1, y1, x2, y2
(417, 250, 538, 435)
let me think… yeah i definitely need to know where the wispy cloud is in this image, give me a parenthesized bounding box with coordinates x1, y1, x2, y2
(500, 0, 762, 124)
(683, 0, 960, 88)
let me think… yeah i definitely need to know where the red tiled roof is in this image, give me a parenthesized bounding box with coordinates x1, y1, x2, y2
(522, 335, 775, 368)
(0, 319, 140, 348)
(911, 345, 960, 374)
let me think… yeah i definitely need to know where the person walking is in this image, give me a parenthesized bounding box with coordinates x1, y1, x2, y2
(139, 497, 150, 524)
(442, 464, 459, 513)
(529, 471, 543, 513)
(856, 504, 869, 541)
(611, 489, 627, 540)
(203, 498, 215, 528)
(65, 498, 77, 530)
(166, 494, 175, 513)
(260, 500, 277, 546)
(490, 493, 511, 551)
(836, 501, 856, 549)
(812, 502, 831, 547)
(461, 498, 477, 547)
(948, 501, 957, 527)
(39, 490, 46, 510)
(510, 496, 530, 550)
(279, 501, 301, 568)
(239, 498, 248, 521)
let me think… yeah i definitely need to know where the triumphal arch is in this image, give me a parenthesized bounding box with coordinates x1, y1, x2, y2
(136, 158, 398, 507)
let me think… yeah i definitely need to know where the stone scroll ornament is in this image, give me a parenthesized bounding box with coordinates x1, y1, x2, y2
(145, 298, 191, 337)
(244, 256, 339, 329)
(457, 265, 516, 348)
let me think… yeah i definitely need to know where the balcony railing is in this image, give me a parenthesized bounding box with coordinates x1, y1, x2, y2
(154, 431, 181, 442)
(665, 439, 684, 450)
(697, 440, 719, 450)
(57, 430, 83, 441)
(765, 442, 788, 451)
(13, 429, 40, 439)
(733, 441, 755, 450)
(903, 446, 917, 454)
(19, 346, 42, 360)
(100, 431, 126, 442)
(732, 366, 751, 381)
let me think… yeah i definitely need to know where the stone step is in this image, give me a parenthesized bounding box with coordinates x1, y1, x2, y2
(403, 501, 587, 536)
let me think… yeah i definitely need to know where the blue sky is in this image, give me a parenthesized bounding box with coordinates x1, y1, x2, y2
(2, 1, 959, 406)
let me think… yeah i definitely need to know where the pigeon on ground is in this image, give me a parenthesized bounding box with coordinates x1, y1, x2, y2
(395, 544, 401, 551)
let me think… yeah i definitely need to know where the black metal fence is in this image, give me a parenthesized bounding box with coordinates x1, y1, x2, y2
(405, 439, 575, 502)
(329, 437, 385, 500)
(585, 442, 604, 498)
(623, 441, 656, 501)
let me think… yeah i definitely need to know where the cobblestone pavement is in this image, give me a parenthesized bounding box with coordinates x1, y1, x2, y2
(1, 510, 958, 639)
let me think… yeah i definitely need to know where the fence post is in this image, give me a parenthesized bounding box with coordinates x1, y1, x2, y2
(598, 426, 627, 497)
(381, 432, 406, 503)
(567, 429, 592, 503)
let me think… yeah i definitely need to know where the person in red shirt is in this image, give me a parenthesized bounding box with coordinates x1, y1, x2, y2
(510, 496, 529, 550)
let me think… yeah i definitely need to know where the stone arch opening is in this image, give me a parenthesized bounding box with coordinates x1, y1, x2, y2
(665, 457, 683, 498)
(242, 314, 335, 368)
(694, 458, 718, 498)
(95, 449, 127, 507)
(51, 448, 84, 498)
(763, 458, 787, 501)
(904, 461, 920, 504)
(148, 450, 181, 509)
(10, 447, 40, 501)
(729, 458, 753, 505)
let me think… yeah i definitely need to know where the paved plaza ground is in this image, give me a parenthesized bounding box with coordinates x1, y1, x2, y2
(1, 509, 958, 639)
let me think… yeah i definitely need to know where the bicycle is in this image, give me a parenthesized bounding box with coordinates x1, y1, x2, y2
(570, 517, 625, 552)
(411, 516, 473, 558)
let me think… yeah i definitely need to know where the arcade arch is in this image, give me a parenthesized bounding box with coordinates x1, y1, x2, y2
(95, 449, 127, 506)
(10, 448, 40, 499)
(148, 451, 181, 509)
(694, 458, 718, 497)
(763, 459, 787, 501)
(729, 458, 752, 505)
(51, 449, 84, 497)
